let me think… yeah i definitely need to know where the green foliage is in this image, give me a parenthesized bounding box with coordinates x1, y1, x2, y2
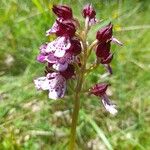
(0, 0, 150, 149)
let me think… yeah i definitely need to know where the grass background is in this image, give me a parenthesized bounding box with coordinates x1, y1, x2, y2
(0, 0, 150, 149)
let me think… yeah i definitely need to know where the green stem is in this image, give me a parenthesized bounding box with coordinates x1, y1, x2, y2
(69, 17, 89, 150)
(69, 56, 86, 149)
(69, 75, 83, 150)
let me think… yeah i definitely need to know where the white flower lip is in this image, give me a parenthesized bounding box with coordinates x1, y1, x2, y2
(53, 63, 68, 71)
(34, 73, 66, 100)
(102, 99, 118, 115)
(44, 36, 71, 58)
(34, 77, 50, 90)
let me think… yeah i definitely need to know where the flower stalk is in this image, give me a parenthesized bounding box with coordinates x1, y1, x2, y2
(69, 21, 88, 149)
(69, 72, 83, 150)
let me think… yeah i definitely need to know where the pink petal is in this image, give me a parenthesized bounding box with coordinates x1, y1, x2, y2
(46, 53, 58, 63)
(54, 37, 71, 57)
(48, 75, 66, 100)
(54, 48, 66, 58)
(45, 37, 71, 57)
(37, 54, 47, 63)
(89, 18, 98, 26)
(39, 43, 48, 54)
(34, 73, 66, 100)
(52, 62, 68, 71)
(46, 18, 63, 36)
(34, 77, 50, 90)
(46, 72, 59, 79)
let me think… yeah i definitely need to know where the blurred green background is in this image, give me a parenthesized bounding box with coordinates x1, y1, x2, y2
(0, 0, 150, 149)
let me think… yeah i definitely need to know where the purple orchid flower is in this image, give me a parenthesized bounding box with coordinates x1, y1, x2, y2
(82, 4, 96, 19)
(37, 37, 81, 71)
(96, 23, 122, 45)
(96, 23, 113, 42)
(90, 83, 117, 115)
(41, 36, 71, 58)
(52, 5, 73, 19)
(46, 19, 76, 37)
(34, 72, 66, 100)
(46, 18, 62, 36)
(95, 42, 113, 74)
(35, 3, 122, 110)
(82, 4, 98, 26)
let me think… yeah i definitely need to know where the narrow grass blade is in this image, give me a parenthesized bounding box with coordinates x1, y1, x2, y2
(81, 111, 113, 150)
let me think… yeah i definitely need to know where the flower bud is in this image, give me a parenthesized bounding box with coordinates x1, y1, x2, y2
(60, 64, 75, 79)
(82, 4, 96, 19)
(96, 42, 110, 58)
(96, 23, 113, 42)
(100, 53, 113, 64)
(52, 5, 73, 19)
(68, 39, 81, 56)
(56, 20, 76, 37)
(90, 83, 109, 97)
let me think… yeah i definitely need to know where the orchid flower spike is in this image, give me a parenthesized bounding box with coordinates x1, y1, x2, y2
(34, 4, 122, 116)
